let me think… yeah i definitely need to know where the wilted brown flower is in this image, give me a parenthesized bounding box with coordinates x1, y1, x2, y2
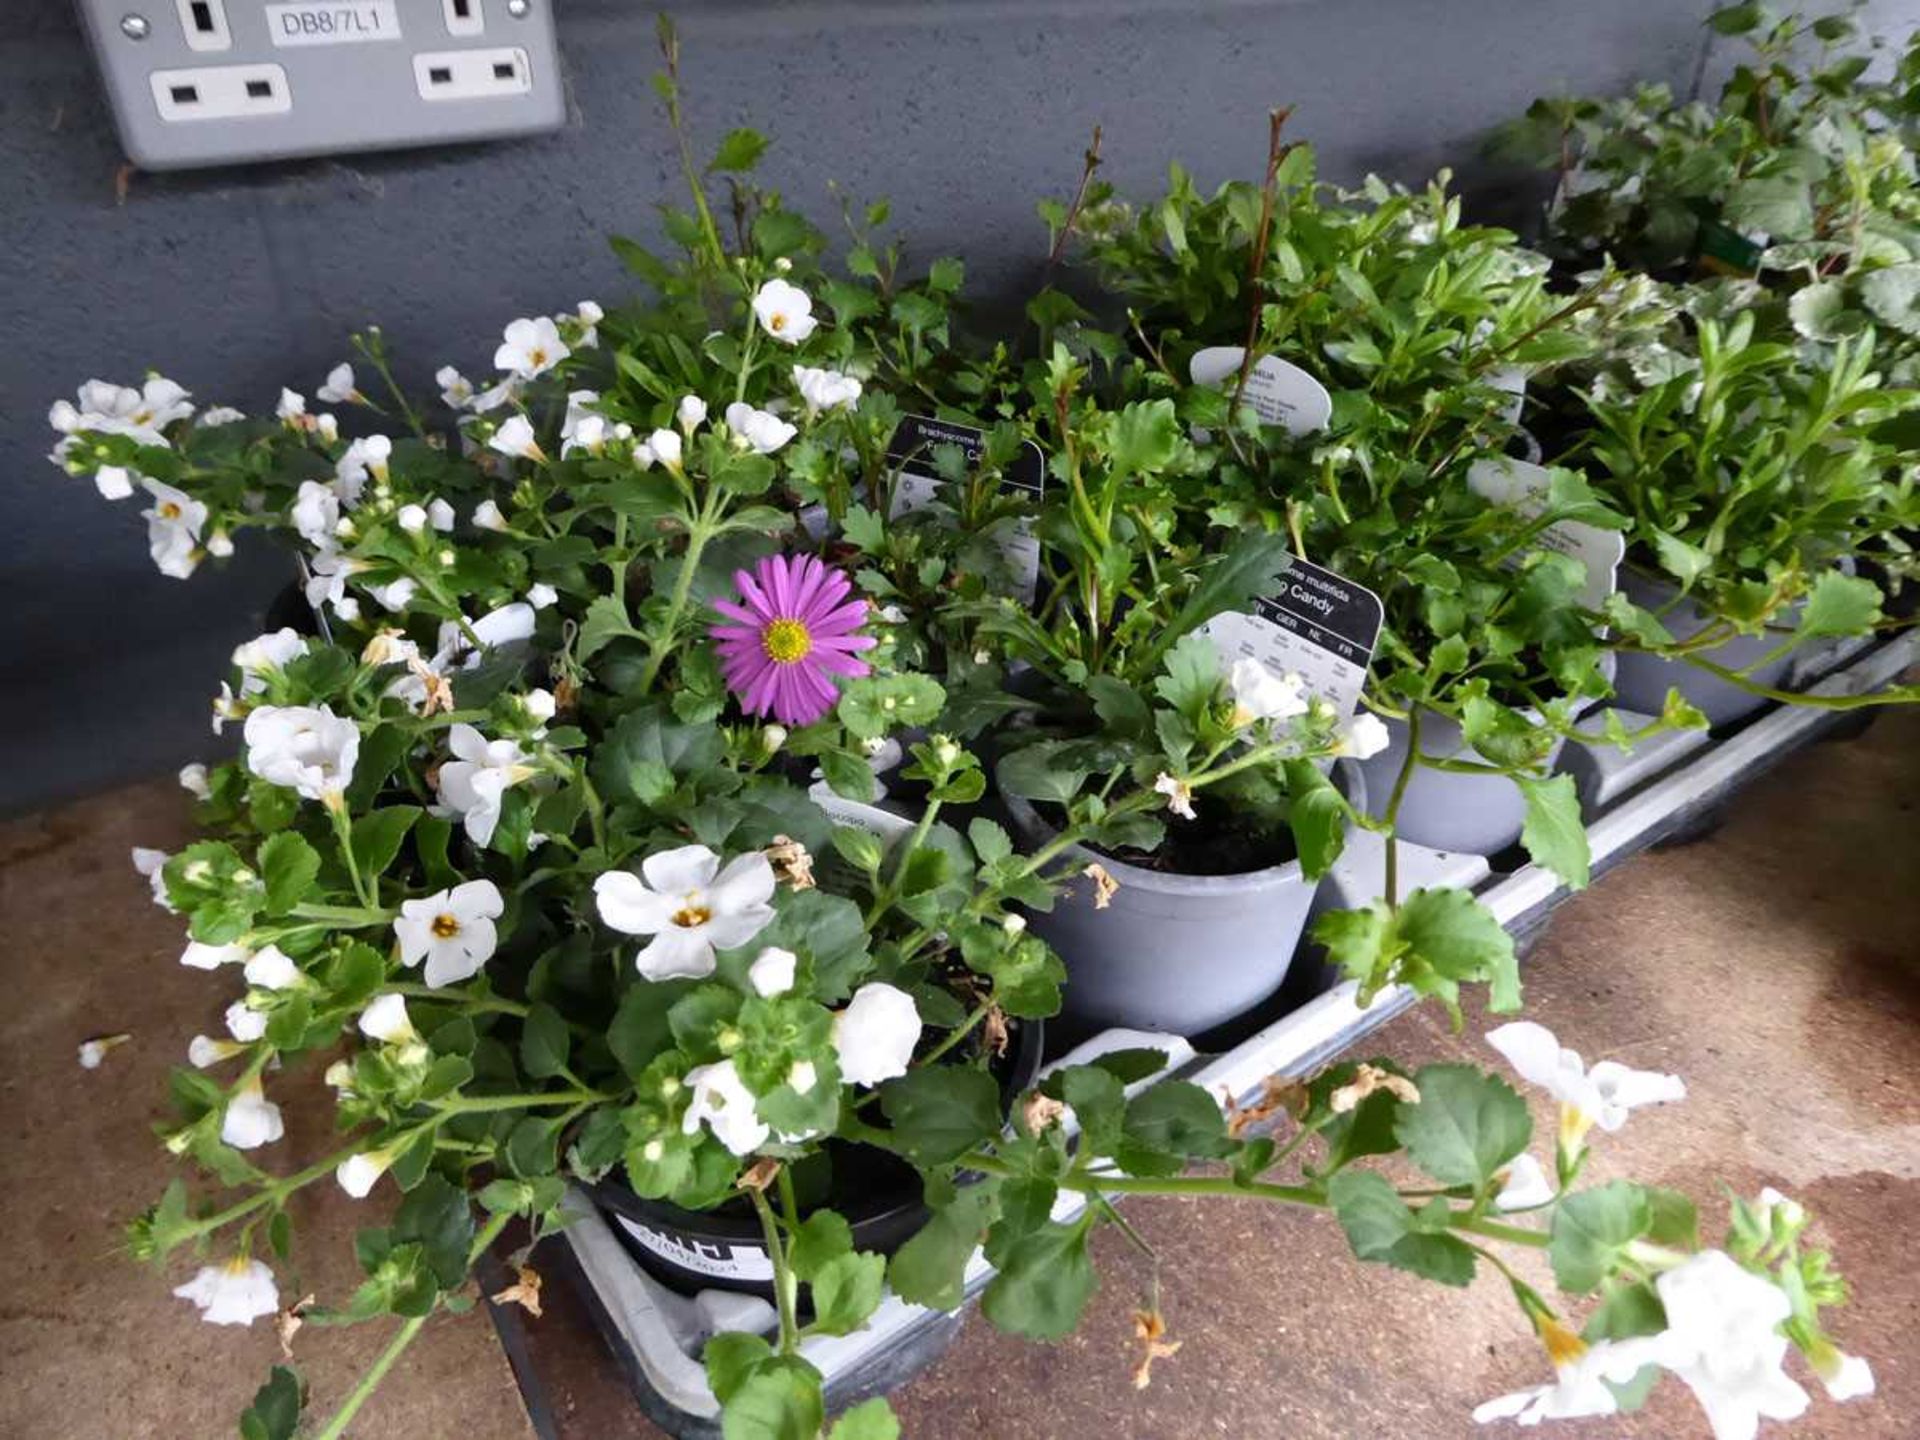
(764, 835, 815, 891)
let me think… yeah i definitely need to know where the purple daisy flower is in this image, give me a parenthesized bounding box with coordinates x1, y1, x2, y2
(710, 553, 877, 727)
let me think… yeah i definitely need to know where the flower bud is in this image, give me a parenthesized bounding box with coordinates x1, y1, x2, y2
(761, 724, 788, 753)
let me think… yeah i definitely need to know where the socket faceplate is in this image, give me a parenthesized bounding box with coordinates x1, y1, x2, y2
(77, 0, 564, 170)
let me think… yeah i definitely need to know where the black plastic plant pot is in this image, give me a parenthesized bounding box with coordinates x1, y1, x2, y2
(590, 1018, 1044, 1301)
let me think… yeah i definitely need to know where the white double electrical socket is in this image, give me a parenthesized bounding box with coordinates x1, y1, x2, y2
(77, 0, 564, 170)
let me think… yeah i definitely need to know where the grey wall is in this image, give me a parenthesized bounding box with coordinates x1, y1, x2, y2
(0, 0, 1778, 812)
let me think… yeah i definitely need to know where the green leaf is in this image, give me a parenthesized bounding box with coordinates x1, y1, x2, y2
(808, 1250, 887, 1335)
(238, 1365, 305, 1440)
(1284, 759, 1348, 880)
(1651, 531, 1713, 590)
(721, 1356, 826, 1440)
(786, 1210, 854, 1281)
(350, 806, 419, 880)
(1583, 1280, 1669, 1342)
(878, 1068, 1001, 1165)
(1707, 2, 1761, 33)
(1722, 175, 1814, 240)
(519, 1003, 571, 1080)
(1117, 1081, 1235, 1175)
(1787, 281, 1846, 341)
(1550, 1181, 1652, 1293)
(607, 981, 697, 1077)
(1797, 570, 1883, 640)
(979, 1220, 1097, 1340)
(888, 1186, 996, 1311)
(709, 127, 770, 173)
(994, 742, 1090, 805)
(828, 1397, 901, 1440)
(1861, 263, 1920, 336)
(1517, 773, 1590, 890)
(1108, 398, 1181, 475)
(257, 833, 320, 915)
(1396, 887, 1522, 1014)
(837, 674, 946, 740)
(1392, 1064, 1531, 1188)
(390, 1174, 474, 1289)
(704, 1331, 775, 1405)
(1327, 1171, 1477, 1286)
(576, 595, 637, 662)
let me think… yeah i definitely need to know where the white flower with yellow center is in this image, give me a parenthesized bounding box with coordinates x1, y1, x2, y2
(172, 1256, 278, 1327)
(437, 366, 475, 408)
(677, 394, 708, 432)
(1492, 1152, 1555, 1211)
(1227, 658, 1308, 727)
(647, 427, 683, 470)
(1654, 1250, 1810, 1439)
(317, 363, 360, 404)
(337, 1147, 395, 1199)
(276, 388, 306, 423)
(751, 278, 818, 345)
(1486, 1021, 1685, 1160)
(140, 478, 206, 580)
(593, 845, 777, 981)
(1153, 771, 1196, 821)
(231, 628, 307, 695)
(358, 993, 418, 1045)
(472, 498, 508, 532)
(335, 435, 390, 497)
(221, 1076, 284, 1150)
(244, 945, 302, 991)
(494, 316, 571, 378)
(291, 479, 343, 548)
(435, 723, 537, 847)
(54, 376, 194, 448)
(833, 982, 922, 1087)
(489, 414, 547, 463)
(1473, 1321, 1667, 1428)
(1330, 712, 1391, 760)
(723, 401, 797, 455)
(680, 1058, 770, 1157)
(393, 880, 505, 987)
(244, 704, 359, 808)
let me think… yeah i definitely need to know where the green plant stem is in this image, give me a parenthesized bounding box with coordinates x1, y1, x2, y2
(389, 984, 529, 1017)
(436, 1087, 613, 1115)
(1380, 705, 1423, 906)
(863, 795, 945, 931)
(290, 902, 393, 925)
(637, 493, 721, 695)
(327, 804, 377, 909)
(749, 1187, 802, 1357)
(914, 997, 993, 1069)
(189, 1144, 365, 1241)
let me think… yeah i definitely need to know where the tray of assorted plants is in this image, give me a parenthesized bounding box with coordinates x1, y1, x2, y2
(54, 11, 1918, 1440)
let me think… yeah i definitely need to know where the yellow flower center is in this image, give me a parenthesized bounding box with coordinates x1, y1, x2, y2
(671, 898, 712, 929)
(134, 409, 154, 425)
(1540, 1317, 1588, 1368)
(529, 347, 548, 367)
(762, 617, 812, 664)
(1557, 1102, 1595, 1155)
(431, 913, 462, 938)
(159, 502, 182, 520)
(769, 312, 788, 332)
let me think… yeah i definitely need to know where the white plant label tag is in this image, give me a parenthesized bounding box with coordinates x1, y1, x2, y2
(886, 415, 1048, 602)
(1202, 556, 1383, 717)
(1467, 457, 1624, 610)
(807, 782, 916, 841)
(1189, 346, 1333, 436)
(613, 1215, 774, 1282)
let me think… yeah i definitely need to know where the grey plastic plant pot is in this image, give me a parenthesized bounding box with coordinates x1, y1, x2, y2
(997, 766, 1363, 1037)
(1353, 708, 1569, 857)
(1611, 570, 1796, 727)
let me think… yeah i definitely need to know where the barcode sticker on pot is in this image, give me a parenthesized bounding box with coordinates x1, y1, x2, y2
(1202, 557, 1383, 716)
(1189, 346, 1333, 436)
(806, 782, 917, 841)
(886, 415, 1048, 602)
(613, 1215, 775, 1282)
(1467, 457, 1624, 610)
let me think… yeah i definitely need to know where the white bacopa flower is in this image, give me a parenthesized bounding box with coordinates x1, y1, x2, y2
(427, 497, 455, 532)
(490, 414, 546, 462)
(394, 880, 505, 987)
(317, 363, 359, 404)
(172, 1257, 279, 1327)
(747, 946, 797, 998)
(133, 846, 174, 910)
(433, 602, 536, 672)
(358, 993, 418, 1045)
(1153, 771, 1196, 821)
(1654, 1250, 1810, 1439)
(244, 945, 301, 991)
(521, 688, 557, 724)
(276, 388, 306, 422)
(397, 503, 429, 534)
(760, 724, 788, 754)
(365, 578, 418, 613)
(593, 845, 777, 981)
(232, 628, 307, 694)
(77, 1033, 131, 1069)
(199, 405, 245, 427)
(244, 704, 359, 807)
(437, 366, 475, 408)
(291, 479, 343, 548)
(337, 1148, 393, 1199)
(468, 376, 521, 414)
(793, 365, 863, 414)
(833, 982, 922, 1087)
(1330, 712, 1392, 760)
(93, 465, 137, 500)
(54, 376, 195, 448)
(140, 478, 206, 580)
(224, 1000, 267, 1043)
(1493, 1152, 1555, 1211)
(526, 582, 558, 611)
(221, 1076, 285, 1150)
(435, 723, 536, 847)
(677, 394, 708, 432)
(571, 299, 604, 346)
(335, 434, 391, 496)
(1228, 658, 1308, 725)
(181, 940, 251, 970)
(206, 531, 234, 558)
(752, 278, 818, 345)
(494, 316, 571, 378)
(314, 413, 340, 444)
(189, 1034, 244, 1068)
(648, 427, 683, 469)
(1486, 1021, 1686, 1154)
(177, 762, 211, 800)
(680, 1058, 770, 1157)
(1473, 1331, 1669, 1428)
(472, 498, 509, 532)
(723, 401, 797, 455)
(631, 439, 656, 469)
(1809, 1343, 1874, 1402)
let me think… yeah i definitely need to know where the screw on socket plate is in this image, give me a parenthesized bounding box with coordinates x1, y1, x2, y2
(120, 12, 151, 38)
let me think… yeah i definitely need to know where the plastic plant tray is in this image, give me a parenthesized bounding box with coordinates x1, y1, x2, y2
(545, 629, 1917, 1437)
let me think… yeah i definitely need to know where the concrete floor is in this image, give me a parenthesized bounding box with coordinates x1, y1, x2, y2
(3, 712, 1915, 1439)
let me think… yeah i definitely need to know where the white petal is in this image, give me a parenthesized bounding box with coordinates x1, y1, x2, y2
(640, 844, 721, 898)
(594, 870, 679, 935)
(635, 927, 717, 981)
